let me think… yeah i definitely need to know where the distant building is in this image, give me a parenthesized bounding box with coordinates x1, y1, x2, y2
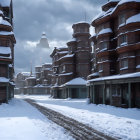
(0, 0, 16, 103)
(36, 32, 49, 48)
(15, 63, 52, 95)
(88, 0, 140, 108)
(50, 22, 91, 99)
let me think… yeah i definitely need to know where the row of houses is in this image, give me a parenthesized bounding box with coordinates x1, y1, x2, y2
(0, 0, 16, 103)
(14, 63, 52, 95)
(15, 0, 140, 108)
(49, 0, 140, 108)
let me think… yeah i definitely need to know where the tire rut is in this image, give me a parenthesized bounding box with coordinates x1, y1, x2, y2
(24, 99, 119, 140)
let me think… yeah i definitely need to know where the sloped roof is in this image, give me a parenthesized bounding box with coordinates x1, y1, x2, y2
(65, 77, 87, 86)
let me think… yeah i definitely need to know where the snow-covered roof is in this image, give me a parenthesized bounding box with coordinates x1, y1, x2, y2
(73, 21, 89, 26)
(98, 28, 113, 36)
(0, 46, 11, 55)
(0, 0, 11, 7)
(126, 13, 140, 24)
(92, 7, 114, 22)
(58, 54, 74, 61)
(92, 0, 140, 23)
(34, 84, 45, 87)
(26, 77, 36, 80)
(0, 17, 11, 27)
(108, 0, 120, 2)
(21, 72, 30, 76)
(0, 31, 14, 36)
(88, 72, 99, 77)
(111, 0, 140, 15)
(64, 77, 87, 86)
(88, 72, 140, 82)
(59, 72, 73, 76)
(0, 77, 9, 83)
(57, 51, 68, 54)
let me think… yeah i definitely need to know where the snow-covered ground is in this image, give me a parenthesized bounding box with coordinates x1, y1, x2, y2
(18, 95, 140, 140)
(0, 98, 73, 140)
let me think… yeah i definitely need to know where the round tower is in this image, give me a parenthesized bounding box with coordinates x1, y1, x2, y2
(72, 22, 91, 79)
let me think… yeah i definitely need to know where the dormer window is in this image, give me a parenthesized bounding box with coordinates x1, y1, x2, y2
(119, 14, 125, 25)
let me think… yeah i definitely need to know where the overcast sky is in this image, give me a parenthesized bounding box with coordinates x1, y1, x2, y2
(13, 0, 106, 74)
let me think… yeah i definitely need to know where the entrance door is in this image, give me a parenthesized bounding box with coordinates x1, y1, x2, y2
(0, 86, 6, 102)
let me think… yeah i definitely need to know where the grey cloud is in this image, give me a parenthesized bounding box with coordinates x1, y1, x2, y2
(13, 0, 105, 73)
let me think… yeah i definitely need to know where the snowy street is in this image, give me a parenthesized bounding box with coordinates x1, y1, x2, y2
(19, 95, 140, 140)
(1, 95, 140, 140)
(0, 97, 73, 140)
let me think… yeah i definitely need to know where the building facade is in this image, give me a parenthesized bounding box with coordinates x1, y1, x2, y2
(15, 63, 52, 95)
(0, 0, 16, 103)
(88, 0, 140, 108)
(50, 22, 91, 98)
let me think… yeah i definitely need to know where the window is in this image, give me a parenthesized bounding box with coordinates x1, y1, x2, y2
(120, 34, 127, 45)
(0, 65, 7, 77)
(63, 65, 66, 72)
(99, 64, 103, 72)
(121, 59, 128, 68)
(119, 14, 125, 25)
(100, 42, 108, 51)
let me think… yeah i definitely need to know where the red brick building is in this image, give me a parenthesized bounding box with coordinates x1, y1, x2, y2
(0, 0, 16, 103)
(50, 22, 91, 98)
(88, 0, 140, 108)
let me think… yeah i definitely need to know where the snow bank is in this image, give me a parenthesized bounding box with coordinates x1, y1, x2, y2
(20, 95, 140, 140)
(126, 13, 140, 24)
(0, 98, 73, 140)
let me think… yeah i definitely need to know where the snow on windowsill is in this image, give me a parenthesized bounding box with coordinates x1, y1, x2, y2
(0, 77, 9, 83)
(99, 70, 103, 73)
(126, 13, 140, 24)
(120, 67, 128, 71)
(136, 65, 140, 69)
(97, 28, 113, 36)
(0, 46, 11, 54)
